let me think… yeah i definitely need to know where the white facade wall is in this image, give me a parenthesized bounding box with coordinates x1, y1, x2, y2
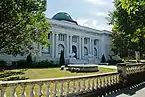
(0, 19, 112, 64)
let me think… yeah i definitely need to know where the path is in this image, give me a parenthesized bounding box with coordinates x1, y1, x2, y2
(106, 81, 145, 97)
(97, 65, 117, 69)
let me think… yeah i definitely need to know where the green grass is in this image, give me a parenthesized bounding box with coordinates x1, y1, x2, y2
(24, 67, 116, 79)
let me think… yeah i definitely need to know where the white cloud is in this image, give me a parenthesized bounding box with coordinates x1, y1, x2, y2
(77, 19, 112, 31)
(85, 0, 107, 6)
(95, 12, 108, 17)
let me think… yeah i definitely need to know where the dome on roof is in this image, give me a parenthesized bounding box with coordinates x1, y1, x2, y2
(52, 12, 77, 24)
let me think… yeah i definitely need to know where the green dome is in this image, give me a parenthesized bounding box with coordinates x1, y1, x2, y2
(52, 12, 77, 24)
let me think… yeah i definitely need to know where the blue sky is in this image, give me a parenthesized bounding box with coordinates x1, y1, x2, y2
(46, 0, 114, 31)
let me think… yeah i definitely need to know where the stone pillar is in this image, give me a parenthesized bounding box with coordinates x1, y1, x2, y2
(55, 34, 58, 58)
(117, 63, 128, 88)
(79, 36, 81, 59)
(82, 37, 84, 58)
(67, 35, 69, 58)
(70, 35, 72, 54)
(52, 33, 55, 58)
(91, 39, 94, 56)
(89, 38, 91, 54)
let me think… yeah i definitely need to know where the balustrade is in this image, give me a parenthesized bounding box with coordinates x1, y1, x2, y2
(0, 72, 119, 97)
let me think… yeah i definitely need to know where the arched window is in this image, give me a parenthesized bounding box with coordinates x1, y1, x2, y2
(84, 47, 88, 55)
(94, 48, 97, 56)
(58, 44, 64, 54)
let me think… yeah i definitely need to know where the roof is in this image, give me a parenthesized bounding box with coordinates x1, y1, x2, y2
(52, 12, 78, 25)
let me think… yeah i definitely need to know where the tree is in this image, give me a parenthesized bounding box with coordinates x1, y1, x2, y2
(59, 51, 65, 66)
(0, 0, 51, 55)
(101, 54, 106, 63)
(109, 0, 145, 58)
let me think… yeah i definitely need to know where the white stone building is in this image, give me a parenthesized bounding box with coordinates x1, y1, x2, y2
(0, 12, 112, 64)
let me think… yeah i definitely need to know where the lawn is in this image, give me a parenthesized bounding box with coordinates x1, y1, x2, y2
(0, 67, 116, 81)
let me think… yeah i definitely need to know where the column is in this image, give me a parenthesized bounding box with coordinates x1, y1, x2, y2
(55, 34, 58, 58)
(67, 35, 69, 58)
(52, 33, 55, 58)
(92, 39, 94, 56)
(89, 38, 91, 54)
(82, 37, 84, 58)
(70, 35, 72, 54)
(79, 36, 81, 59)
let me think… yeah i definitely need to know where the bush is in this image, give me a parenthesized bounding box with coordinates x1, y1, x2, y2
(101, 54, 106, 63)
(34, 60, 59, 68)
(0, 60, 6, 67)
(26, 53, 32, 65)
(17, 60, 27, 67)
(107, 59, 123, 65)
(59, 50, 65, 66)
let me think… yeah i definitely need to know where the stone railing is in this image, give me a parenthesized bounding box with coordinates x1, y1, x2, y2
(0, 72, 120, 97)
(1, 62, 145, 97)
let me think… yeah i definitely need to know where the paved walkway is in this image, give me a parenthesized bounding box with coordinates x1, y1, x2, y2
(106, 82, 145, 97)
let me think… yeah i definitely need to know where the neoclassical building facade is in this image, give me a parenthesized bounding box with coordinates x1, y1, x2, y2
(0, 12, 112, 64)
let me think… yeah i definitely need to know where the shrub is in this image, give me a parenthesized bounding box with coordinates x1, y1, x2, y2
(59, 50, 65, 66)
(107, 59, 123, 65)
(0, 60, 6, 67)
(101, 54, 106, 63)
(17, 60, 27, 67)
(26, 53, 32, 65)
(34, 60, 59, 68)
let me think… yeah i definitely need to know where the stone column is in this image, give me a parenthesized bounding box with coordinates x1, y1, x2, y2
(70, 35, 72, 54)
(89, 38, 91, 54)
(52, 33, 55, 58)
(91, 39, 94, 56)
(55, 34, 58, 58)
(82, 37, 84, 58)
(79, 36, 81, 59)
(67, 35, 69, 58)
(117, 63, 128, 88)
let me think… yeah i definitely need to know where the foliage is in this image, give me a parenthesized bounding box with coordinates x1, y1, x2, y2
(59, 50, 65, 66)
(17, 60, 27, 67)
(34, 60, 59, 68)
(26, 53, 32, 65)
(107, 59, 123, 65)
(109, 0, 145, 58)
(101, 54, 106, 63)
(0, 60, 6, 67)
(0, 0, 51, 55)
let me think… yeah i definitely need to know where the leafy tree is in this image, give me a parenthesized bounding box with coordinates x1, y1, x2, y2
(109, 0, 145, 58)
(59, 51, 65, 66)
(0, 0, 51, 55)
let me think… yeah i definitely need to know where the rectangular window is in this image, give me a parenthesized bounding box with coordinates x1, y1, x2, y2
(48, 33, 50, 39)
(84, 38, 88, 44)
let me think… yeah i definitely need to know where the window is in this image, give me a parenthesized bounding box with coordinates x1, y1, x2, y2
(72, 36, 77, 43)
(84, 38, 88, 44)
(58, 44, 64, 55)
(58, 34, 65, 41)
(94, 48, 97, 56)
(84, 47, 88, 55)
(94, 39, 98, 45)
(42, 46, 50, 54)
(48, 33, 50, 39)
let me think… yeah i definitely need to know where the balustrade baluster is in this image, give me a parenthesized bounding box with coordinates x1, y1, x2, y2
(53, 82, 57, 97)
(11, 86, 17, 97)
(1, 87, 6, 97)
(20, 84, 26, 97)
(87, 79, 90, 90)
(82, 79, 86, 91)
(77, 80, 81, 93)
(66, 81, 70, 95)
(46, 82, 50, 97)
(72, 80, 75, 93)
(91, 78, 95, 90)
(59, 81, 64, 96)
(38, 83, 43, 97)
(30, 84, 35, 97)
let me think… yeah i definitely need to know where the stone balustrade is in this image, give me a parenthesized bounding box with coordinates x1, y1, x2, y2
(1, 63, 145, 97)
(0, 72, 120, 97)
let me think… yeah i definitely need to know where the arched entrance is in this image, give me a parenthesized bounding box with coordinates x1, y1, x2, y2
(72, 45, 77, 58)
